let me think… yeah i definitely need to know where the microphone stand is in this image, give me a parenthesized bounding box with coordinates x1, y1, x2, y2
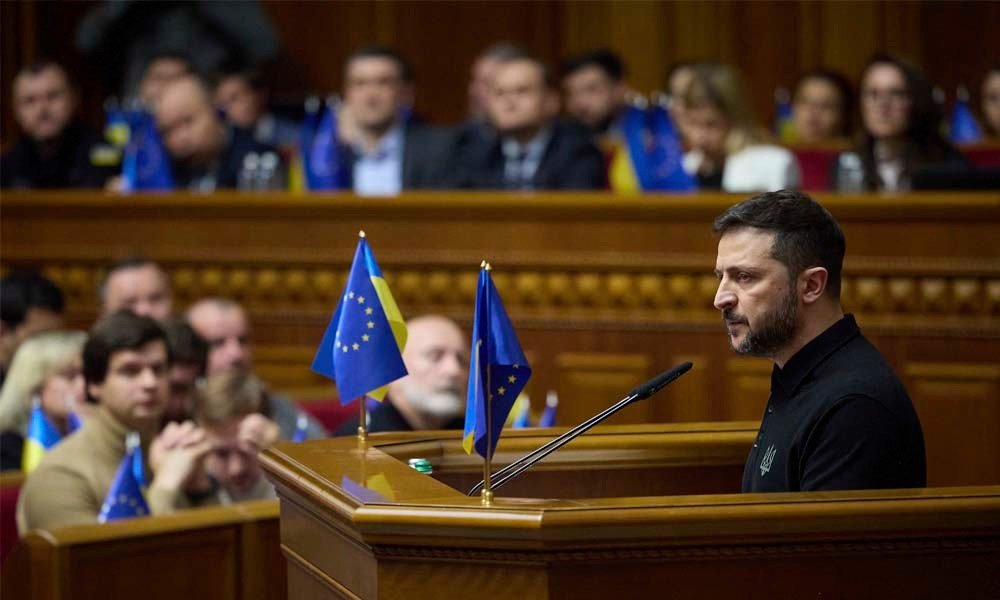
(468, 362, 692, 497)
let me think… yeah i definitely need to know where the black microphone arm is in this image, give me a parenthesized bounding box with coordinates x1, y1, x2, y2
(467, 361, 693, 497)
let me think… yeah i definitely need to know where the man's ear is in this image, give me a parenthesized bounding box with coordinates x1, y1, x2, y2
(87, 382, 103, 404)
(800, 267, 829, 305)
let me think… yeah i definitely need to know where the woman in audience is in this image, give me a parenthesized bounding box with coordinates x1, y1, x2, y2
(678, 63, 800, 192)
(0, 330, 87, 470)
(791, 69, 854, 145)
(981, 67, 1000, 139)
(836, 54, 967, 191)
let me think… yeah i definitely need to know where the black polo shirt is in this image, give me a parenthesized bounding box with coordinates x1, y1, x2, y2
(742, 314, 926, 493)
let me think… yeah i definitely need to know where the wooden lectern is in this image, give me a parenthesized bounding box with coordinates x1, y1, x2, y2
(261, 423, 1000, 599)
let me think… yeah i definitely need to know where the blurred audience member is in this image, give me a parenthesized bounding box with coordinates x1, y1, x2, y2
(186, 298, 327, 440)
(154, 74, 279, 191)
(339, 46, 454, 194)
(561, 49, 628, 137)
(680, 63, 799, 192)
(100, 257, 173, 321)
(791, 69, 854, 145)
(336, 315, 468, 435)
(136, 51, 194, 107)
(451, 54, 605, 190)
(77, 1, 277, 102)
(981, 67, 1000, 139)
(0, 331, 87, 471)
(17, 311, 215, 533)
(1, 271, 66, 385)
(193, 371, 279, 502)
(214, 65, 299, 150)
(1, 61, 113, 189)
(835, 54, 967, 192)
(161, 318, 208, 426)
(666, 60, 699, 136)
(468, 43, 526, 123)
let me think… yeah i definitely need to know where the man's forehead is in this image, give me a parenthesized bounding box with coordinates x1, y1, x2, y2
(108, 265, 168, 291)
(109, 340, 168, 365)
(716, 228, 777, 265)
(15, 68, 67, 95)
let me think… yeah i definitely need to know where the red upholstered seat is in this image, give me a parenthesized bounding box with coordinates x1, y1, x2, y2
(789, 147, 841, 192)
(961, 144, 1000, 168)
(298, 399, 358, 434)
(0, 476, 22, 566)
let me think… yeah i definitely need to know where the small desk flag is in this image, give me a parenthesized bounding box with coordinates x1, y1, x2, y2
(950, 88, 983, 144)
(463, 264, 532, 459)
(22, 402, 61, 473)
(98, 432, 150, 523)
(312, 234, 408, 404)
(122, 110, 174, 192)
(538, 390, 559, 428)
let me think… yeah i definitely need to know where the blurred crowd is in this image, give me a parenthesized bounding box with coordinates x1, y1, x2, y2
(3, 28, 999, 194)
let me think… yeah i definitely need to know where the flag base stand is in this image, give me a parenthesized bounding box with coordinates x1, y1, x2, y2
(357, 395, 367, 441)
(480, 489, 494, 506)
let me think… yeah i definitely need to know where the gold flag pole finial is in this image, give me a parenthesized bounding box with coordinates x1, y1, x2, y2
(484, 261, 492, 272)
(359, 230, 366, 238)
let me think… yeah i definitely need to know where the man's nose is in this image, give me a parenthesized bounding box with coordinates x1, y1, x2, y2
(714, 281, 736, 311)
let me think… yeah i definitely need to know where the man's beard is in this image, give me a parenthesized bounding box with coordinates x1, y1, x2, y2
(398, 380, 465, 419)
(723, 287, 798, 358)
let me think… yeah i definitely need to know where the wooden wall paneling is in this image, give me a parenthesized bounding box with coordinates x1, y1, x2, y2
(556, 352, 651, 425)
(607, 1, 671, 95)
(817, 0, 881, 83)
(730, 1, 804, 125)
(723, 358, 772, 422)
(879, 1, 923, 65)
(905, 362, 1000, 487)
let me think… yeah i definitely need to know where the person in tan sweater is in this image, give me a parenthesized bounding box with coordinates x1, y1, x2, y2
(17, 311, 215, 534)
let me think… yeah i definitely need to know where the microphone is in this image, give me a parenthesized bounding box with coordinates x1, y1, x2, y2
(468, 362, 692, 497)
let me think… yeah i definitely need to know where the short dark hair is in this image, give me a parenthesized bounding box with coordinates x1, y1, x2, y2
(1, 270, 65, 329)
(83, 310, 171, 397)
(98, 256, 169, 304)
(713, 190, 846, 299)
(346, 45, 414, 82)
(162, 317, 208, 375)
(477, 42, 528, 63)
(143, 50, 195, 75)
(561, 49, 625, 82)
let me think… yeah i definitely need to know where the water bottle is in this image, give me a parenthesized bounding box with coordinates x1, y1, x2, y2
(836, 152, 865, 193)
(238, 152, 260, 191)
(258, 151, 285, 190)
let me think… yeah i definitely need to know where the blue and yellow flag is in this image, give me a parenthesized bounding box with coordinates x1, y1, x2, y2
(22, 403, 61, 473)
(305, 101, 350, 190)
(291, 413, 309, 442)
(647, 101, 697, 191)
(538, 390, 558, 428)
(463, 264, 532, 459)
(774, 87, 796, 143)
(99, 433, 150, 523)
(122, 110, 174, 192)
(312, 233, 408, 404)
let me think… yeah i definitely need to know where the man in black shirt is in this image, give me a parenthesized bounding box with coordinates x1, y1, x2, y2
(712, 190, 925, 492)
(336, 315, 468, 436)
(1, 61, 113, 189)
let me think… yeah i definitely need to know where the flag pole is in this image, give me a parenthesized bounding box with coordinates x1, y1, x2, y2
(357, 230, 368, 442)
(481, 261, 494, 506)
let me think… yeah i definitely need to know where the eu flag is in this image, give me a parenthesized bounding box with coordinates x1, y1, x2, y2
(98, 433, 150, 523)
(538, 390, 558, 428)
(21, 403, 61, 473)
(312, 234, 408, 404)
(122, 110, 174, 191)
(647, 101, 697, 191)
(306, 102, 350, 190)
(463, 264, 532, 459)
(621, 102, 655, 191)
(950, 91, 983, 144)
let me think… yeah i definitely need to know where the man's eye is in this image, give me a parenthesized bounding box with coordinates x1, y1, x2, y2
(737, 272, 753, 282)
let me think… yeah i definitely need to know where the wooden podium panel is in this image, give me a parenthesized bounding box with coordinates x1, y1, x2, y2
(261, 424, 1000, 600)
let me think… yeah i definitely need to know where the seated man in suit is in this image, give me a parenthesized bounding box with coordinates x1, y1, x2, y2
(99, 257, 174, 321)
(186, 298, 327, 440)
(214, 65, 299, 151)
(336, 315, 467, 435)
(1, 60, 114, 189)
(450, 54, 605, 190)
(154, 74, 279, 190)
(339, 45, 454, 194)
(561, 49, 629, 139)
(17, 311, 216, 533)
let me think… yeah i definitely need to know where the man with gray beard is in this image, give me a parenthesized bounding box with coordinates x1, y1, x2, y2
(712, 190, 925, 493)
(335, 315, 468, 435)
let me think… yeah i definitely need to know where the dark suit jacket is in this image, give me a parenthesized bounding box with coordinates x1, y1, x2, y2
(171, 126, 278, 189)
(342, 122, 457, 190)
(446, 120, 606, 190)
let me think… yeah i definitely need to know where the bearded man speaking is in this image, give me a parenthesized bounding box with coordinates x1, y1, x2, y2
(712, 190, 925, 493)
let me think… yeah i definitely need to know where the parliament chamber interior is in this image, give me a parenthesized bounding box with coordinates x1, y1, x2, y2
(1, 1, 999, 598)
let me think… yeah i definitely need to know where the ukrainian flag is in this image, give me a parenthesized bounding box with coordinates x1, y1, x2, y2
(99, 433, 150, 522)
(22, 403, 61, 473)
(463, 264, 532, 459)
(312, 232, 408, 404)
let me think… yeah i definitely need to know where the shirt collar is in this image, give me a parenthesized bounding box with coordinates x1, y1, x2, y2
(771, 314, 861, 397)
(354, 124, 404, 160)
(501, 126, 552, 161)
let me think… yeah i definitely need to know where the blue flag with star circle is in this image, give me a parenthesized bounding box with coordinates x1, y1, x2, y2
(98, 434, 150, 523)
(312, 236, 408, 405)
(463, 265, 531, 459)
